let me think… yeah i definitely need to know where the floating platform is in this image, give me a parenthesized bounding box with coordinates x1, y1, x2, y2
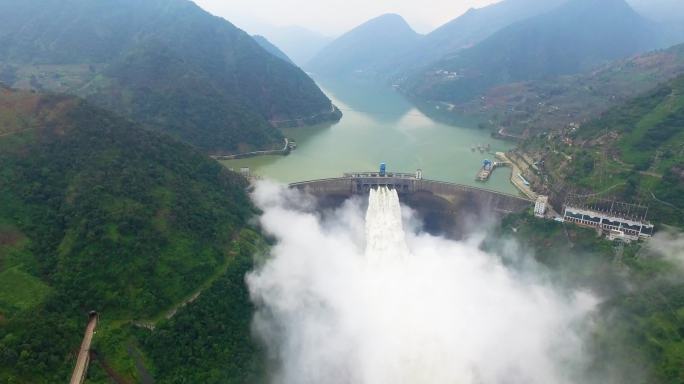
(476, 167, 492, 181)
(475, 159, 511, 182)
(476, 159, 495, 182)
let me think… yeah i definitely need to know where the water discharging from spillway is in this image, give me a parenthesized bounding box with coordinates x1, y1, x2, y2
(365, 187, 410, 263)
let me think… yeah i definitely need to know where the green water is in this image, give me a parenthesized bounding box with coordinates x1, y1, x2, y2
(222, 77, 518, 195)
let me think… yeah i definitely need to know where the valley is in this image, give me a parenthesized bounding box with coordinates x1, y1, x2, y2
(0, 0, 340, 154)
(221, 77, 518, 194)
(0, 0, 682, 383)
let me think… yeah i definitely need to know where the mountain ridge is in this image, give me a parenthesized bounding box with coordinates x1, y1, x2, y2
(0, 0, 340, 154)
(306, 13, 421, 77)
(404, 0, 662, 103)
(252, 35, 294, 64)
(381, 0, 567, 78)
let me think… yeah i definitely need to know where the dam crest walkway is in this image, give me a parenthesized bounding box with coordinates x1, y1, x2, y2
(289, 172, 533, 215)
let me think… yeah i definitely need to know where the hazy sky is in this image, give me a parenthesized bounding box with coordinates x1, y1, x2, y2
(192, 0, 502, 36)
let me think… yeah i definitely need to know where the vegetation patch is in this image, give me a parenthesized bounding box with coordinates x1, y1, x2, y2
(0, 266, 51, 314)
(0, 87, 259, 382)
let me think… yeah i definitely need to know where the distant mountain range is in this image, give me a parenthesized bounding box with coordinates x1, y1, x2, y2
(303, 0, 566, 79)
(252, 35, 294, 64)
(305, 14, 421, 78)
(307, 0, 682, 113)
(229, 16, 334, 66)
(0, 0, 339, 154)
(259, 25, 334, 66)
(628, 0, 684, 46)
(384, 0, 567, 77)
(405, 0, 662, 103)
(628, 0, 684, 23)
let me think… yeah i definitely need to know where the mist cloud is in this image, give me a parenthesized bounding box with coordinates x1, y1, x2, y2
(648, 228, 684, 269)
(248, 181, 597, 384)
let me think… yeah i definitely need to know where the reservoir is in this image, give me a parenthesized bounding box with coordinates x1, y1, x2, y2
(221, 77, 518, 195)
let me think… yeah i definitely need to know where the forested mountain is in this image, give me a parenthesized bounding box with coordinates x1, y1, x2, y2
(253, 35, 294, 64)
(0, 87, 262, 382)
(405, 0, 662, 103)
(0, 0, 339, 154)
(306, 14, 421, 78)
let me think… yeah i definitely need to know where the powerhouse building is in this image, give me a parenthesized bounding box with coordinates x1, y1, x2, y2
(563, 206, 654, 240)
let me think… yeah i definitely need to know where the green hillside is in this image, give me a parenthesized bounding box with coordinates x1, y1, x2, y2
(0, 0, 339, 155)
(490, 43, 684, 137)
(540, 74, 684, 227)
(419, 43, 684, 138)
(0, 87, 263, 382)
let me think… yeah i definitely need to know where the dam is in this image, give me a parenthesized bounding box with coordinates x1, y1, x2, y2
(289, 169, 533, 237)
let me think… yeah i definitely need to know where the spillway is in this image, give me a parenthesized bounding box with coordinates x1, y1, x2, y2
(365, 187, 410, 263)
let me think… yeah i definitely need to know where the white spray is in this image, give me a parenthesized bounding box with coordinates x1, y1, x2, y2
(248, 182, 596, 384)
(365, 187, 409, 262)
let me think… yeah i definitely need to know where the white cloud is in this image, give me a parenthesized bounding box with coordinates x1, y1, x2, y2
(649, 229, 684, 269)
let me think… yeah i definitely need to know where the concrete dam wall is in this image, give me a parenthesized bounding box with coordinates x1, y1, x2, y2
(290, 173, 533, 238)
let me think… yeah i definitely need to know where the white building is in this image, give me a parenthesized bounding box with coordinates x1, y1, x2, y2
(534, 195, 549, 218)
(563, 206, 654, 240)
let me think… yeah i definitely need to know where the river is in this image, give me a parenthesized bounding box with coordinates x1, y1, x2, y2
(221, 77, 518, 195)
